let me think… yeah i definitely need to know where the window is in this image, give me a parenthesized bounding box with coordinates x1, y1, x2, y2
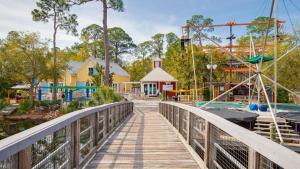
(49, 83, 54, 93)
(88, 67, 94, 76)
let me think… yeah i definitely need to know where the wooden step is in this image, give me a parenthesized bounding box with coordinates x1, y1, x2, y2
(255, 131, 300, 137)
(256, 117, 287, 123)
(255, 120, 288, 124)
(255, 123, 292, 128)
(253, 127, 294, 133)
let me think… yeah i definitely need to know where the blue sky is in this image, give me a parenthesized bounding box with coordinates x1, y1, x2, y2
(0, 0, 299, 48)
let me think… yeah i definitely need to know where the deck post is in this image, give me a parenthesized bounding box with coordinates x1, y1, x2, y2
(11, 154, 19, 169)
(171, 105, 174, 125)
(92, 112, 97, 146)
(208, 124, 216, 168)
(187, 111, 191, 144)
(18, 146, 32, 169)
(71, 120, 80, 168)
(248, 148, 258, 169)
(204, 121, 211, 167)
(105, 109, 109, 136)
(177, 107, 180, 129)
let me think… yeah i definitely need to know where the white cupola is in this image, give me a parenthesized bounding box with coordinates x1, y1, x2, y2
(153, 58, 162, 69)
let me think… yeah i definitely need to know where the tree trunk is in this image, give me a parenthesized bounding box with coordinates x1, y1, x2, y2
(142, 54, 145, 76)
(115, 45, 118, 64)
(52, 13, 58, 101)
(29, 82, 34, 107)
(102, 0, 110, 86)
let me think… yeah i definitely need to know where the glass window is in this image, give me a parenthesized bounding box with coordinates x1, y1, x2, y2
(88, 67, 94, 76)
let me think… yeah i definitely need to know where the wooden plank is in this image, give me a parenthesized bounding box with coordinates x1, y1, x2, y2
(87, 101, 200, 169)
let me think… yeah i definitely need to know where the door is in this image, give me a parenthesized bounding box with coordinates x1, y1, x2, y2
(144, 83, 157, 96)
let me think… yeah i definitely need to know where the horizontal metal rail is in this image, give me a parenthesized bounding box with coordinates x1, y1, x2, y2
(159, 102, 300, 169)
(0, 102, 133, 169)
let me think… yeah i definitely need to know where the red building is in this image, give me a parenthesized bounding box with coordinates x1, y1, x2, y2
(140, 58, 177, 97)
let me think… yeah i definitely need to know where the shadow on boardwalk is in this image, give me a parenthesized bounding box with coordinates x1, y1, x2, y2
(86, 100, 200, 169)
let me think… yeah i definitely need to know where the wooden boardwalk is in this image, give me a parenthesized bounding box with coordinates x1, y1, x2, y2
(86, 100, 200, 169)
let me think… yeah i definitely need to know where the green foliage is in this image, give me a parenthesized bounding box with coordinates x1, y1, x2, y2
(39, 100, 61, 107)
(203, 88, 210, 101)
(151, 33, 165, 58)
(81, 24, 103, 59)
(18, 100, 31, 114)
(32, 0, 78, 100)
(109, 27, 136, 64)
(91, 63, 104, 86)
(277, 89, 290, 103)
(247, 16, 274, 36)
(93, 86, 122, 105)
(32, 0, 78, 36)
(88, 100, 97, 107)
(0, 99, 8, 110)
(0, 31, 49, 105)
(68, 101, 81, 110)
(126, 58, 152, 81)
(187, 15, 219, 46)
(62, 101, 83, 114)
(166, 32, 179, 47)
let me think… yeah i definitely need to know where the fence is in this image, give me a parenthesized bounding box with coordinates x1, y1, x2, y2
(0, 102, 133, 169)
(159, 102, 300, 169)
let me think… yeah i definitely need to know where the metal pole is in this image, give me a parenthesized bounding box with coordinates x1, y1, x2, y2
(191, 39, 198, 101)
(229, 25, 233, 84)
(262, 43, 300, 72)
(258, 74, 283, 143)
(261, 74, 300, 98)
(210, 53, 213, 100)
(249, 35, 252, 104)
(274, 0, 278, 113)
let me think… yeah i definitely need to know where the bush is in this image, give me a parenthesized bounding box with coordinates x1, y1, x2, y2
(88, 100, 97, 107)
(277, 89, 290, 103)
(62, 101, 83, 114)
(18, 100, 31, 114)
(203, 88, 210, 101)
(93, 86, 123, 105)
(68, 101, 80, 110)
(38, 100, 61, 107)
(0, 99, 8, 109)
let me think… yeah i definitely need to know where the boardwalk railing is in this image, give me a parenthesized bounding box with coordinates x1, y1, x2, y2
(159, 102, 300, 169)
(0, 102, 133, 169)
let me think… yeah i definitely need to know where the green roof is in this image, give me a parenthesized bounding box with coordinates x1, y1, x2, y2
(245, 55, 273, 64)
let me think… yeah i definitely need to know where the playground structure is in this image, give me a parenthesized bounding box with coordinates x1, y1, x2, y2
(37, 86, 97, 102)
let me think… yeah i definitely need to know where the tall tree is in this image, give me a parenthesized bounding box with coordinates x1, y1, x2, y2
(81, 24, 103, 58)
(32, 0, 78, 100)
(135, 41, 153, 75)
(166, 32, 179, 47)
(0, 32, 49, 105)
(126, 58, 152, 81)
(151, 33, 164, 58)
(109, 27, 136, 64)
(72, 0, 124, 85)
(187, 15, 217, 46)
(247, 16, 275, 37)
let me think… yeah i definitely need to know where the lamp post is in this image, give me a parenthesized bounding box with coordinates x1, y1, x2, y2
(207, 54, 217, 100)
